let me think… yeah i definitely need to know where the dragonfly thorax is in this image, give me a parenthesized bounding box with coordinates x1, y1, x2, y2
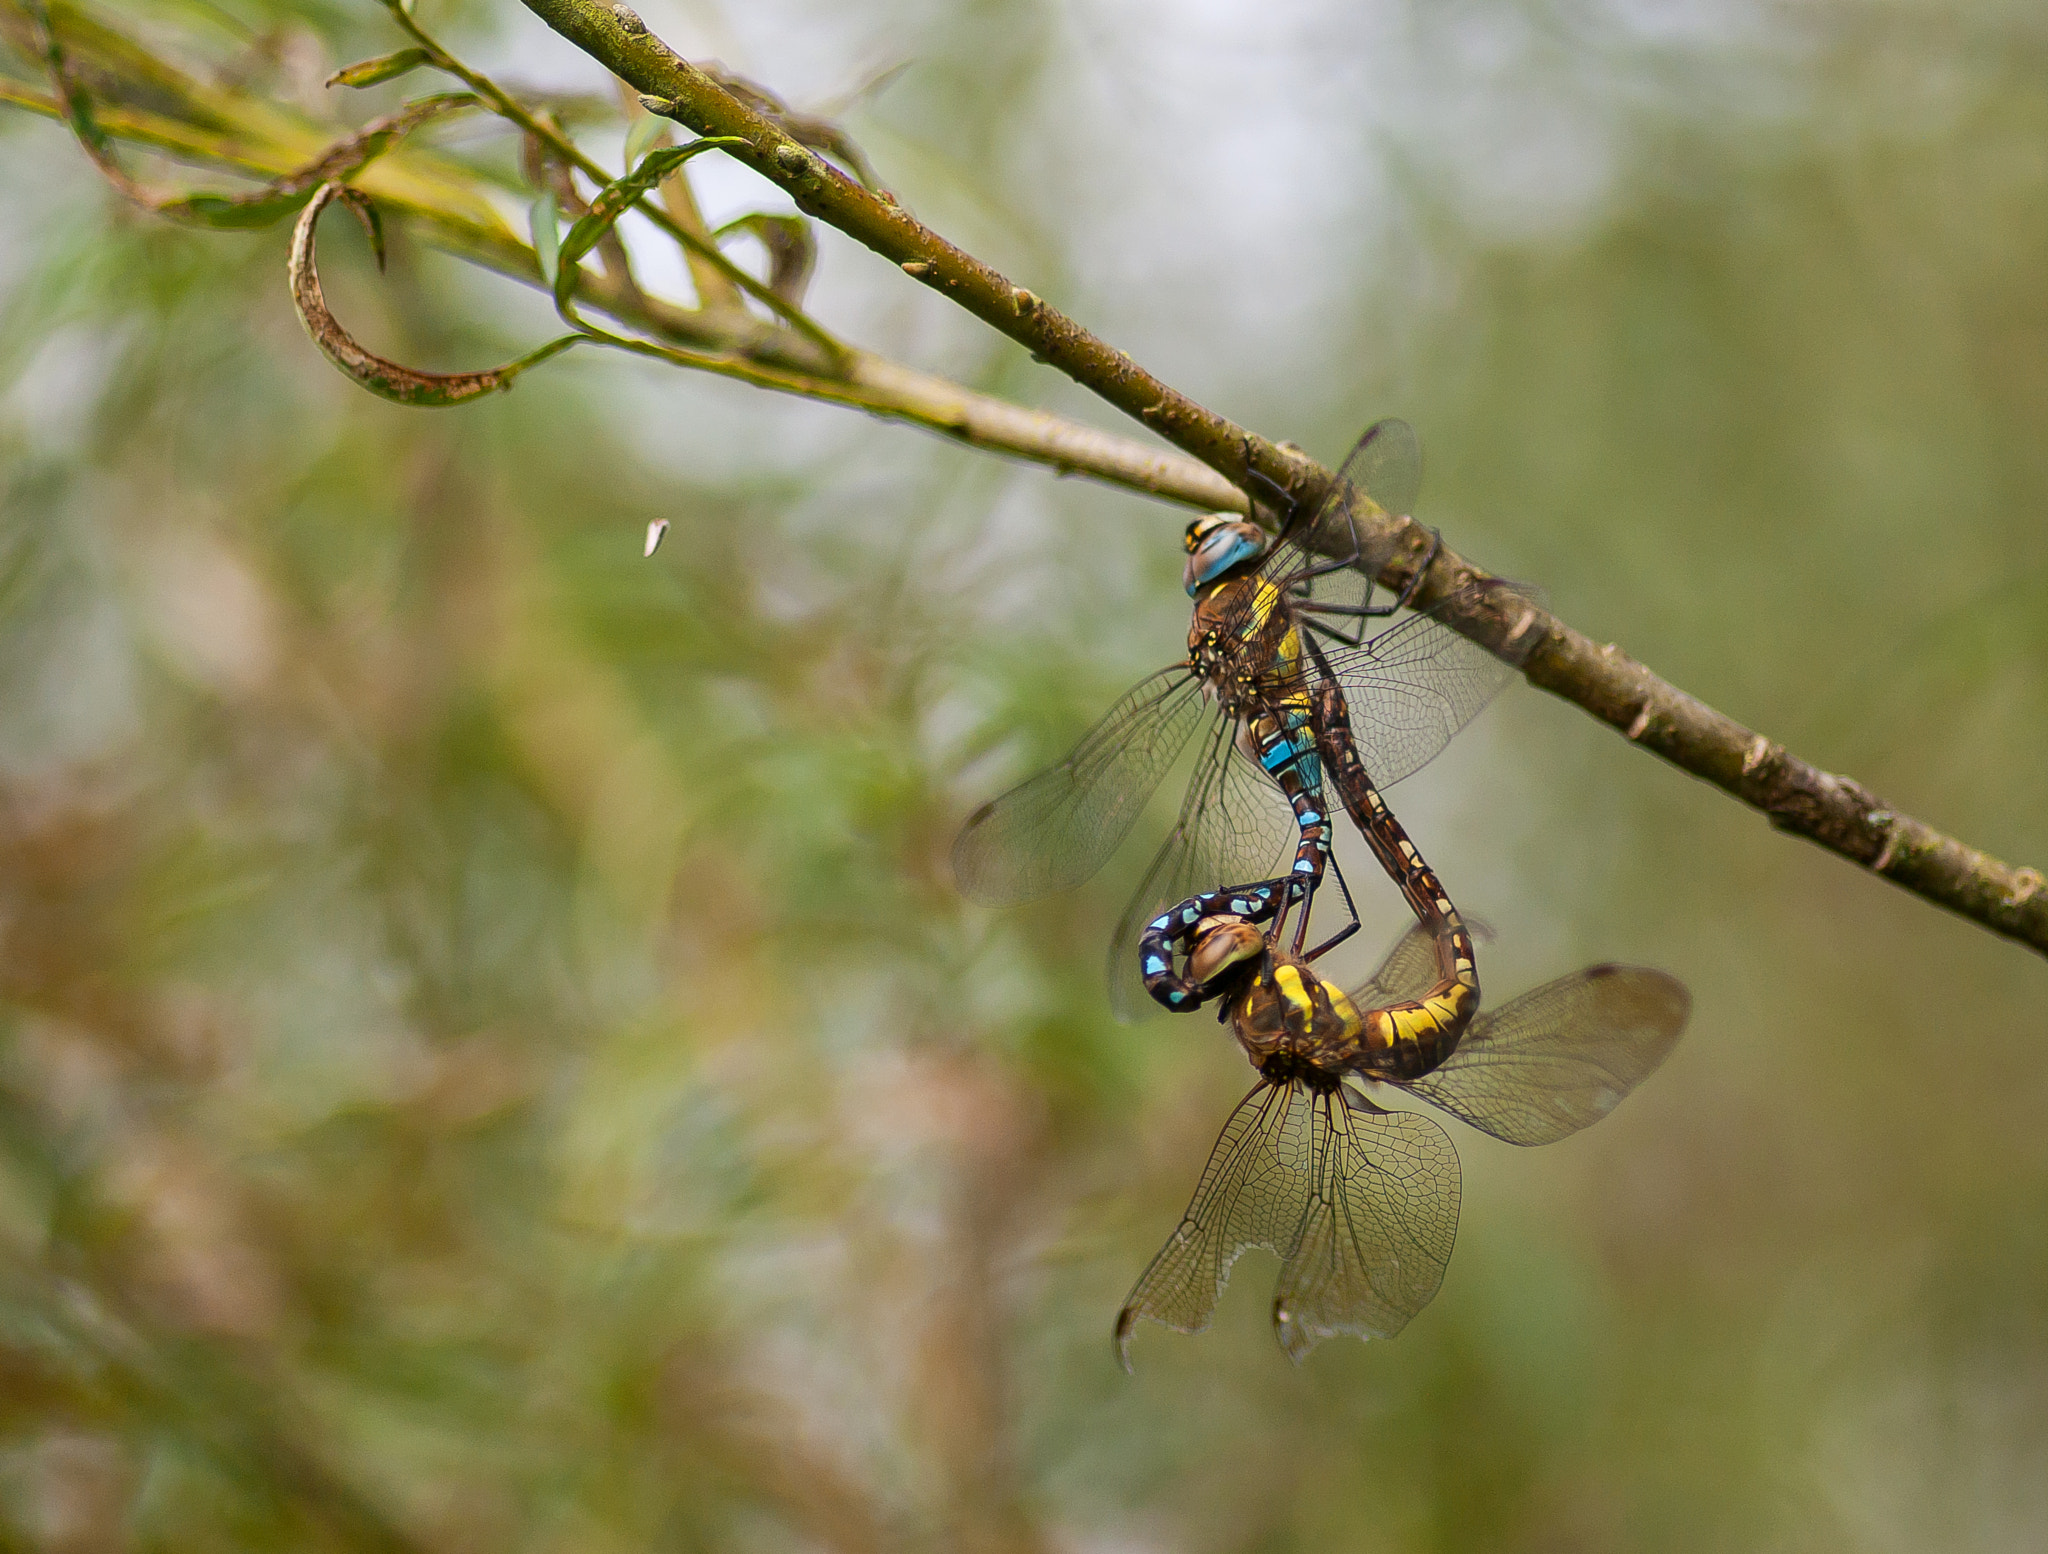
(1187, 576, 1302, 720)
(1255, 1052, 1345, 1094)
(1226, 952, 1368, 1076)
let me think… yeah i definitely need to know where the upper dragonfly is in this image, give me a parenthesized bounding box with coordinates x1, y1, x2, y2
(952, 418, 1516, 1017)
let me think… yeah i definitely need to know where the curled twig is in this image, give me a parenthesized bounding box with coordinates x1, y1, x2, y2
(290, 182, 583, 407)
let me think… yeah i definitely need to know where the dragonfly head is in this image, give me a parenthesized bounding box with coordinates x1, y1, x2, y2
(1183, 514, 1267, 597)
(1186, 915, 1265, 987)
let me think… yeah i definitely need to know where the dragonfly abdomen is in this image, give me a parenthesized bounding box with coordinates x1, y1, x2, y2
(1311, 680, 1478, 1079)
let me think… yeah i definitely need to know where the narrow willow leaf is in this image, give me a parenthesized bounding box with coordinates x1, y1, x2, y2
(530, 191, 560, 288)
(553, 138, 745, 313)
(291, 183, 581, 408)
(165, 191, 313, 228)
(326, 49, 431, 89)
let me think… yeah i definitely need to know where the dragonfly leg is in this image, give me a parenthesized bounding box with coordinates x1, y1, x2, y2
(1306, 918, 1360, 961)
(1384, 525, 1441, 614)
(1303, 853, 1362, 963)
(1304, 613, 1372, 651)
(1296, 525, 1443, 634)
(1260, 856, 1330, 960)
(1239, 436, 1305, 541)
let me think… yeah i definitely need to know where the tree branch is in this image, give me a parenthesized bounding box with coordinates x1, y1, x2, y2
(514, 0, 2048, 959)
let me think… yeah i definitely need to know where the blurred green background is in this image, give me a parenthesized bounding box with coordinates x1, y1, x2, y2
(2, 0, 2045, 1550)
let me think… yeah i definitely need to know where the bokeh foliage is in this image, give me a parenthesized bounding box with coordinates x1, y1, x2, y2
(1, 1, 2045, 1551)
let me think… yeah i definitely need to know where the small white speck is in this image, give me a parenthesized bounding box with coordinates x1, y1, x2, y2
(643, 519, 669, 558)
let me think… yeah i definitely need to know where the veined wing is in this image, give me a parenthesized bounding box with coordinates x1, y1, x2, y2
(952, 667, 1207, 906)
(1349, 923, 1441, 1009)
(1104, 722, 1296, 1020)
(1272, 1087, 1459, 1362)
(1345, 918, 1497, 1010)
(1220, 418, 1423, 642)
(1313, 584, 1518, 790)
(1403, 966, 1689, 1147)
(1115, 1080, 1459, 1369)
(1115, 1081, 1303, 1371)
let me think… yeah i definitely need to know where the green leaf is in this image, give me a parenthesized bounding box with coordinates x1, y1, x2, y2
(159, 190, 313, 229)
(622, 110, 667, 172)
(530, 191, 560, 289)
(326, 49, 432, 90)
(552, 139, 743, 313)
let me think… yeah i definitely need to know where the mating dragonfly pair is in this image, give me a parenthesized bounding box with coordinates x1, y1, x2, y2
(953, 419, 1690, 1365)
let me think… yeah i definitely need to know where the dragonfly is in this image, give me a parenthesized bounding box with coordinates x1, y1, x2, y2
(952, 417, 1517, 1018)
(1113, 919, 1689, 1368)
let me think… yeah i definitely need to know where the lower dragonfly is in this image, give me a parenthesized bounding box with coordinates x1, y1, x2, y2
(1113, 918, 1689, 1368)
(952, 417, 1525, 1018)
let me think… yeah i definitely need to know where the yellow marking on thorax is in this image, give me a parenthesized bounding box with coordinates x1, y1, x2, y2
(1247, 579, 1283, 633)
(1274, 619, 1300, 654)
(1273, 963, 1317, 1025)
(1325, 982, 1365, 1043)
(1246, 583, 1306, 679)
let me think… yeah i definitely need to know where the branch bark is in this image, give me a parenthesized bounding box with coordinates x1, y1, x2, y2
(515, 0, 2048, 960)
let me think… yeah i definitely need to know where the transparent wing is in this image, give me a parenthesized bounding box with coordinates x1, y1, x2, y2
(1115, 1082, 1303, 1370)
(1223, 418, 1422, 640)
(951, 667, 1207, 905)
(1114, 1081, 1460, 1369)
(1404, 967, 1689, 1146)
(1272, 1088, 1460, 1362)
(1292, 415, 1420, 584)
(1349, 923, 1441, 1008)
(1103, 724, 1296, 1020)
(1338, 416, 1423, 527)
(1313, 583, 1518, 789)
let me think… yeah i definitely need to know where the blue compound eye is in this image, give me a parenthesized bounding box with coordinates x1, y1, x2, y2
(1182, 521, 1267, 596)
